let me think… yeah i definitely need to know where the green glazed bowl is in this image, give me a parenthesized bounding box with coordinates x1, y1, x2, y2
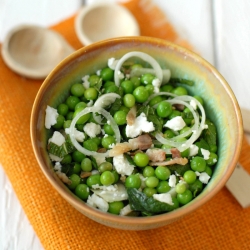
(30, 36, 243, 230)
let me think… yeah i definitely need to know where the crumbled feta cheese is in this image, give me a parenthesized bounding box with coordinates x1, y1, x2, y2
(109, 143, 115, 149)
(65, 128, 85, 142)
(96, 69, 101, 76)
(118, 70, 124, 79)
(189, 144, 199, 157)
(49, 154, 63, 162)
(164, 116, 186, 131)
(120, 204, 132, 216)
(201, 148, 210, 160)
(108, 57, 118, 70)
(54, 162, 62, 172)
(213, 158, 217, 163)
(190, 100, 197, 110)
(198, 172, 211, 184)
(45, 105, 59, 129)
(82, 75, 90, 89)
(202, 124, 208, 129)
(126, 112, 155, 138)
(92, 184, 117, 191)
(84, 122, 101, 138)
(93, 154, 106, 166)
(152, 78, 161, 93)
(87, 193, 109, 212)
(91, 170, 100, 175)
(113, 154, 134, 176)
(168, 174, 177, 187)
(49, 131, 65, 146)
(153, 193, 174, 205)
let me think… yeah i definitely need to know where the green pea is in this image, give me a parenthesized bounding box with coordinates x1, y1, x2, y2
(140, 73, 155, 85)
(133, 86, 149, 103)
(123, 94, 135, 108)
(175, 182, 187, 194)
(119, 105, 130, 114)
(160, 84, 174, 92)
(156, 101, 173, 118)
(169, 110, 181, 119)
(57, 103, 69, 116)
(121, 80, 134, 94)
(86, 174, 102, 187)
(89, 75, 100, 87)
(130, 76, 141, 88)
(73, 107, 91, 125)
(103, 80, 115, 89)
(61, 154, 72, 164)
(108, 201, 124, 215)
(100, 171, 115, 186)
(155, 166, 171, 180)
(171, 86, 188, 96)
(111, 170, 119, 183)
(81, 158, 92, 172)
(133, 152, 149, 167)
(74, 102, 87, 111)
(100, 67, 114, 81)
(72, 150, 86, 163)
(83, 139, 98, 151)
(103, 123, 114, 135)
(98, 162, 113, 173)
(114, 110, 127, 125)
(143, 187, 157, 197)
(75, 184, 90, 200)
(163, 129, 176, 139)
(104, 84, 119, 94)
(177, 189, 193, 205)
(145, 176, 159, 188)
(206, 152, 218, 166)
(157, 180, 171, 193)
(53, 114, 65, 129)
(66, 95, 80, 110)
(84, 87, 98, 100)
(68, 174, 81, 190)
(66, 111, 74, 120)
(143, 166, 155, 177)
(71, 163, 81, 174)
(71, 83, 85, 97)
(149, 95, 164, 106)
(63, 120, 72, 129)
(183, 170, 197, 184)
(193, 95, 204, 105)
(125, 174, 141, 189)
(101, 135, 116, 149)
(191, 156, 206, 172)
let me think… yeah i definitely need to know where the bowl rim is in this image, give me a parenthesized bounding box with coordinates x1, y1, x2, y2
(30, 36, 243, 227)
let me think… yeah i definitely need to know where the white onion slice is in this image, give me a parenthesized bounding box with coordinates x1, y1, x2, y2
(130, 67, 171, 84)
(93, 93, 121, 124)
(69, 106, 121, 157)
(114, 51, 163, 87)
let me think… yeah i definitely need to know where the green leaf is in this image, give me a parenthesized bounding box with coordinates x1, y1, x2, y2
(127, 188, 177, 214)
(108, 97, 122, 116)
(167, 163, 191, 176)
(169, 78, 194, 86)
(124, 154, 135, 166)
(203, 119, 217, 147)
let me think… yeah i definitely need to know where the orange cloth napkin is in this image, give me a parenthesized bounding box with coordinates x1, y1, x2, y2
(1, 1, 250, 249)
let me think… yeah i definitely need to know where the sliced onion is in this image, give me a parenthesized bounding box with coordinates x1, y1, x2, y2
(144, 92, 177, 106)
(69, 106, 121, 157)
(114, 51, 163, 87)
(130, 67, 171, 84)
(93, 93, 121, 124)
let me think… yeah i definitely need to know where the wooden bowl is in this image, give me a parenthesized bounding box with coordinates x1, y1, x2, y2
(30, 36, 243, 230)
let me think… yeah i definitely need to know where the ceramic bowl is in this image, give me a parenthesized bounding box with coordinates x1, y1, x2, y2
(30, 36, 243, 230)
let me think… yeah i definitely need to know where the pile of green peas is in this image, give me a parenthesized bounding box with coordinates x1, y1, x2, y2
(48, 61, 218, 216)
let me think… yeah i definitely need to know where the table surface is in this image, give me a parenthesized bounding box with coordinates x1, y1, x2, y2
(0, 0, 249, 249)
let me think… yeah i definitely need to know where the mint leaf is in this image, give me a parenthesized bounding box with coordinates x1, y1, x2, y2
(203, 119, 217, 147)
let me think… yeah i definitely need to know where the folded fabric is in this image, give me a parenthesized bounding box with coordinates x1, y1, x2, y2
(0, 0, 250, 249)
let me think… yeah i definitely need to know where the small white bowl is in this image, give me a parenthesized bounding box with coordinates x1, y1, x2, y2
(75, 3, 140, 46)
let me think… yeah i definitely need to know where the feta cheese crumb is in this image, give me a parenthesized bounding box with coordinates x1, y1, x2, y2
(118, 70, 124, 79)
(201, 148, 210, 160)
(202, 124, 208, 129)
(49, 154, 63, 162)
(168, 174, 177, 187)
(45, 105, 58, 129)
(213, 158, 217, 163)
(65, 128, 85, 142)
(93, 154, 106, 166)
(87, 193, 109, 212)
(96, 69, 101, 76)
(152, 78, 161, 93)
(113, 154, 134, 176)
(54, 162, 62, 172)
(126, 112, 155, 138)
(84, 122, 101, 138)
(120, 204, 132, 216)
(82, 75, 90, 89)
(109, 143, 115, 149)
(108, 57, 118, 70)
(49, 131, 65, 146)
(164, 116, 186, 131)
(189, 144, 199, 157)
(190, 100, 197, 110)
(153, 193, 174, 205)
(198, 172, 211, 184)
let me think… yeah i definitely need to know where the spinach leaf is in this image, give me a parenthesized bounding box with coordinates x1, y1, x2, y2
(203, 119, 217, 147)
(127, 188, 178, 214)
